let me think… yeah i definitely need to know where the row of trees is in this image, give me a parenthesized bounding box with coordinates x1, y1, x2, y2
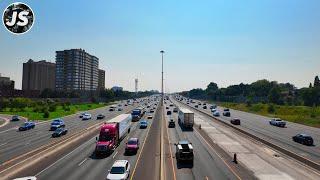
(0, 89, 158, 112)
(180, 76, 320, 107)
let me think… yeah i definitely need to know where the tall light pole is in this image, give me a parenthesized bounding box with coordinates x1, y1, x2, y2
(160, 50, 165, 106)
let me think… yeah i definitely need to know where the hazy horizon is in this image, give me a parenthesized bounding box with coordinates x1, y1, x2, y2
(1, 0, 319, 92)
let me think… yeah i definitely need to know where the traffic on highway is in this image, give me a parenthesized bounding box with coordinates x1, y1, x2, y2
(1, 1, 320, 180)
(0, 94, 319, 180)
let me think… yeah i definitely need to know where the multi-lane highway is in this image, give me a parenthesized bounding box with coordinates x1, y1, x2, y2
(5, 98, 160, 180)
(177, 97, 320, 164)
(1, 95, 320, 180)
(0, 101, 138, 165)
(162, 104, 253, 180)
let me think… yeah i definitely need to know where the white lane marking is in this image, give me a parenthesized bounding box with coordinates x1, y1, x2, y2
(0, 142, 8, 147)
(112, 151, 118, 159)
(0, 117, 9, 128)
(0, 127, 17, 134)
(25, 141, 31, 145)
(78, 158, 87, 166)
(35, 137, 94, 177)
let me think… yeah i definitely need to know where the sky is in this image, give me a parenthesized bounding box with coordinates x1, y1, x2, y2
(0, 0, 320, 92)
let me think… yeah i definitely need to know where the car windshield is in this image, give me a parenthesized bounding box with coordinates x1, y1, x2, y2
(128, 139, 137, 145)
(55, 128, 62, 133)
(99, 134, 113, 141)
(110, 166, 125, 174)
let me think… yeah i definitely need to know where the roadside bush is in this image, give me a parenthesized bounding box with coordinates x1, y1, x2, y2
(43, 110, 50, 118)
(246, 100, 252, 107)
(268, 104, 275, 113)
(249, 104, 263, 112)
(49, 104, 57, 112)
(63, 106, 70, 111)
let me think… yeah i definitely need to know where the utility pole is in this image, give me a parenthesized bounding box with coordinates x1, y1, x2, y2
(160, 50, 165, 106)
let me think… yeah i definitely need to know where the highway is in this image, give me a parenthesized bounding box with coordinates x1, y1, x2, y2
(0, 115, 27, 132)
(1, 95, 320, 180)
(162, 103, 253, 180)
(0, 101, 138, 165)
(171, 97, 320, 179)
(178, 97, 320, 164)
(12, 100, 161, 180)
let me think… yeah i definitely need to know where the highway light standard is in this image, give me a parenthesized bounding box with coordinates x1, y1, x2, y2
(160, 50, 165, 106)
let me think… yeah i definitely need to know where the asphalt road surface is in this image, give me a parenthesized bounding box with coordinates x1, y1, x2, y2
(31, 101, 160, 180)
(178, 97, 320, 164)
(0, 101, 138, 164)
(162, 102, 254, 180)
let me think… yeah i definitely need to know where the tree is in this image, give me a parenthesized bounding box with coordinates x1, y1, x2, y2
(268, 87, 282, 104)
(206, 82, 218, 92)
(309, 83, 313, 88)
(314, 76, 320, 87)
(40, 88, 54, 98)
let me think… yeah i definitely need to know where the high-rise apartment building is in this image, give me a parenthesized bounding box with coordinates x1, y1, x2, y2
(0, 74, 15, 97)
(22, 59, 56, 91)
(98, 69, 105, 90)
(55, 49, 99, 91)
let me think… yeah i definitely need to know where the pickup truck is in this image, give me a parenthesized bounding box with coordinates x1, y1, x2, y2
(269, 118, 286, 127)
(175, 140, 194, 165)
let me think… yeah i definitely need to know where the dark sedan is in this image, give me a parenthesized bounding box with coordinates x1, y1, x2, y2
(230, 118, 241, 125)
(292, 134, 314, 146)
(11, 115, 20, 121)
(52, 128, 68, 138)
(19, 122, 35, 131)
(96, 114, 105, 120)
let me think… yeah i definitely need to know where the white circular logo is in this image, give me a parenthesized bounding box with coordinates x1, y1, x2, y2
(2, 2, 35, 35)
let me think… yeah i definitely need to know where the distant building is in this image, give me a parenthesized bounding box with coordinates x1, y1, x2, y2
(98, 69, 105, 90)
(0, 74, 15, 97)
(55, 49, 99, 91)
(111, 86, 123, 92)
(22, 59, 56, 92)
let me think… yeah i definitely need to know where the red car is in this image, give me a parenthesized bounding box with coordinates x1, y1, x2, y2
(125, 138, 139, 155)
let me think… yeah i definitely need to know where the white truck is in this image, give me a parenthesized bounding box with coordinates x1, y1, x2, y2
(178, 108, 194, 129)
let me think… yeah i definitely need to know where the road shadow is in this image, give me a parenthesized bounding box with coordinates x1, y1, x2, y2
(176, 161, 194, 169)
(89, 151, 112, 160)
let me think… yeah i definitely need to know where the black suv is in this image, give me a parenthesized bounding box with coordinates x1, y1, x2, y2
(168, 119, 175, 128)
(292, 134, 314, 146)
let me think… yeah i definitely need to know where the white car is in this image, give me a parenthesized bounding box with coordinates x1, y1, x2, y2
(211, 108, 217, 113)
(213, 111, 220, 117)
(107, 160, 131, 180)
(82, 113, 92, 120)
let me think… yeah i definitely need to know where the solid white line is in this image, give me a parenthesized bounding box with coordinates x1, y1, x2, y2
(78, 158, 87, 166)
(112, 151, 118, 159)
(35, 137, 94, 177)
(0, 126, 18, 134)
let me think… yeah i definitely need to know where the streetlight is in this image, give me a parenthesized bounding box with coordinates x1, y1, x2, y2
(160, 50, 165, 106)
